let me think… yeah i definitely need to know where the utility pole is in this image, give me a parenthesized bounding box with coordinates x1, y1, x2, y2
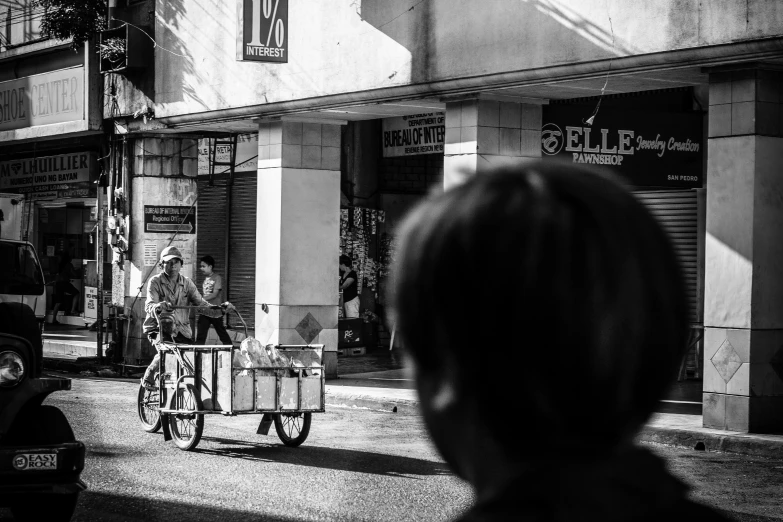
(96, 184, 104, 361)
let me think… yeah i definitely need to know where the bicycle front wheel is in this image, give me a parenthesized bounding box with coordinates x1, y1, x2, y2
(168, 383, 204, 451)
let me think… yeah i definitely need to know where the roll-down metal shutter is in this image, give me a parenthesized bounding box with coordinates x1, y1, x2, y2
(196, 175, 229, 292)
(634, 190, 701, 323)
(227, 173, 258, 329)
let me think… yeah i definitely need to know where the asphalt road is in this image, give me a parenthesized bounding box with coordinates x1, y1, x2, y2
(2, 377, 783, 521)
(1, 377, 472, 522)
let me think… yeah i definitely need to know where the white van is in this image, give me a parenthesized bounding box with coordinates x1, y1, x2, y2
(0, 195, 46, 324)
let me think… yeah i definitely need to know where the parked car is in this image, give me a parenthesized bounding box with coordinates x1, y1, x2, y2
(0, 302, 86, 521)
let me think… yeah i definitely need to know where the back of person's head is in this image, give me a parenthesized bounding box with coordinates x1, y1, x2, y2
(339, 255, 352, 268)
(391, 161, 688, 463)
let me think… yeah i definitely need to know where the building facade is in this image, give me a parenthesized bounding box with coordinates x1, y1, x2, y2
(4, 0, 783, 432)
(0, 1, 104, 326)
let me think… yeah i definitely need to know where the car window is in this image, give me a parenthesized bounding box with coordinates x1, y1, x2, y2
(0, 243, 44, 295)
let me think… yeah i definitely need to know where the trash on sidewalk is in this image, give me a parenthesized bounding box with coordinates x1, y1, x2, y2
(96, 369, 119, 378)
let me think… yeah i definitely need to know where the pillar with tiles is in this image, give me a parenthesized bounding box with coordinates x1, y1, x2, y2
(443, 97, 544, 189)
(255, 119, 343, 378)
(703, 66, 783, 432)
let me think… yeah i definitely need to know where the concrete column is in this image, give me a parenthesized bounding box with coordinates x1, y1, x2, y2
(443, 98, 543, 189)
(255, 120, 342, 378)
(123, 136, 199, 362)
(703, 67, 783, 432)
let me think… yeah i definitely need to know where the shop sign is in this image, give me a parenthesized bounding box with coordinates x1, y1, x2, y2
(197, 134, 258, 175)
(0, 66, 85, 132)
(382, 113, 445, 157)
(144, 205, 196, 234)
(541, 106, 703, 188)
(84, 285, 111, 321)
(0, 152, 96, 199)
(238, 0, 288, 63)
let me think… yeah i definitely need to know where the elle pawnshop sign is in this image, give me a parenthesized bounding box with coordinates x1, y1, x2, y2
(541, 106, 703, 188)
(238, 0, 289, 63)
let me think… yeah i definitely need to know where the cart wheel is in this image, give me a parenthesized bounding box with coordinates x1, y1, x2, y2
(274, 412, 311, 447)
(137, 384, 161, 433)
(167, 383, 204, 451)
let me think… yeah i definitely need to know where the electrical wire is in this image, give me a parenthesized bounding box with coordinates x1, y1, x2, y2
(583, 2, 616, 126)
(109, 17, 189, 58)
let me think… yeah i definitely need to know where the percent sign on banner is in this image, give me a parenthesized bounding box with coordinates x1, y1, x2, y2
(240, 0, 289, 63)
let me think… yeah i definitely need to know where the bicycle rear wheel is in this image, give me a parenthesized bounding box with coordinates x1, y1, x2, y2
(137, 384, 161, 433)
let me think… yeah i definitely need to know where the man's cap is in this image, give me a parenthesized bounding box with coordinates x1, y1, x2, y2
(160, 246, 183, 263)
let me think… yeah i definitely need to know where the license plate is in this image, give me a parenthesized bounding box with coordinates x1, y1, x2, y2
(12, 453, 57, 471)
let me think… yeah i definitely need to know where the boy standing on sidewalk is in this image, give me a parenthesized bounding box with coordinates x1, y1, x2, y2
(196, 255, 233, 346)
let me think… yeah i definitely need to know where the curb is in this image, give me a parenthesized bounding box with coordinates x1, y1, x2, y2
(325, 391, 419, 415)
(638, 426, 783, 458)
(43, 356, 104, 374)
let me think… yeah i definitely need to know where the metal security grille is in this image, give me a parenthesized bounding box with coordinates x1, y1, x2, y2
(227, 173, 258, 329)
(196, 175, 228, 291)
(634, 190, 701, 323)
(197, 172, 258, 329)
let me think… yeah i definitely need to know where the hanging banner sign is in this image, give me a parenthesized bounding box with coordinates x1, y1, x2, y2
(382, 112, 445, 157)
(238, 0, 289, 63)
(197, 134, 258, 175)
(541, 106, 703, 188)
(0, 152, 96, 198)
(144, 206, 197, 234)
(0, 66, 85, 132)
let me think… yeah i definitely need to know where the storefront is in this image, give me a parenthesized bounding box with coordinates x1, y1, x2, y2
(542, 88, 706, 325)
(196, 134, 259, 332)
(0, 149, 100, 323)
(336, 114, 446, 349)
(0, 41, 104, 326)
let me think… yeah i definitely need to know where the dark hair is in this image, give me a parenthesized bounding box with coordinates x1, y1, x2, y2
(200, 255, 215, 268)
(339, 255, 352, 267)
(391, 162, 688, 452)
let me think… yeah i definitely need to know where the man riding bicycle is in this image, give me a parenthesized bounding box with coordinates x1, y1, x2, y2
(140, 246, 234, 389)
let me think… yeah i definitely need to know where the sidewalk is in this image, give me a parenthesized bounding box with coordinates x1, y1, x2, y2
(42, 322, 99, 358)
(42, 335, 783, 458)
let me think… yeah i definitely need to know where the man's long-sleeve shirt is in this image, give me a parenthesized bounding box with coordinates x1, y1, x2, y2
(143, 271, 211, 340)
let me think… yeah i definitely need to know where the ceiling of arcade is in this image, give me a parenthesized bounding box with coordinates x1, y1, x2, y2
(160, 59, 781, 135)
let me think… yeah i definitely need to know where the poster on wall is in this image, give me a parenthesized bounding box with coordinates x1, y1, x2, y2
(198, 134, 259, 175)
(237, 0, 289, 63)
(541, 106, 703, 188)
(382, 113, 445, 157)
(0, 152, 96, 199)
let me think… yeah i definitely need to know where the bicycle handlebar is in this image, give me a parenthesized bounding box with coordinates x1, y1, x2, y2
(151, 303, 249, 342)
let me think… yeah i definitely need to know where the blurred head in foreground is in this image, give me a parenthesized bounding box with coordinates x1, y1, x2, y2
(391, 162, 690, 500)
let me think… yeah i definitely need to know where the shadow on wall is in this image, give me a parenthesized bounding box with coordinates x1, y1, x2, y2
(110, 1, 157, 117)
(156, 0, 223, 111)
(359, 0, 635, 84)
